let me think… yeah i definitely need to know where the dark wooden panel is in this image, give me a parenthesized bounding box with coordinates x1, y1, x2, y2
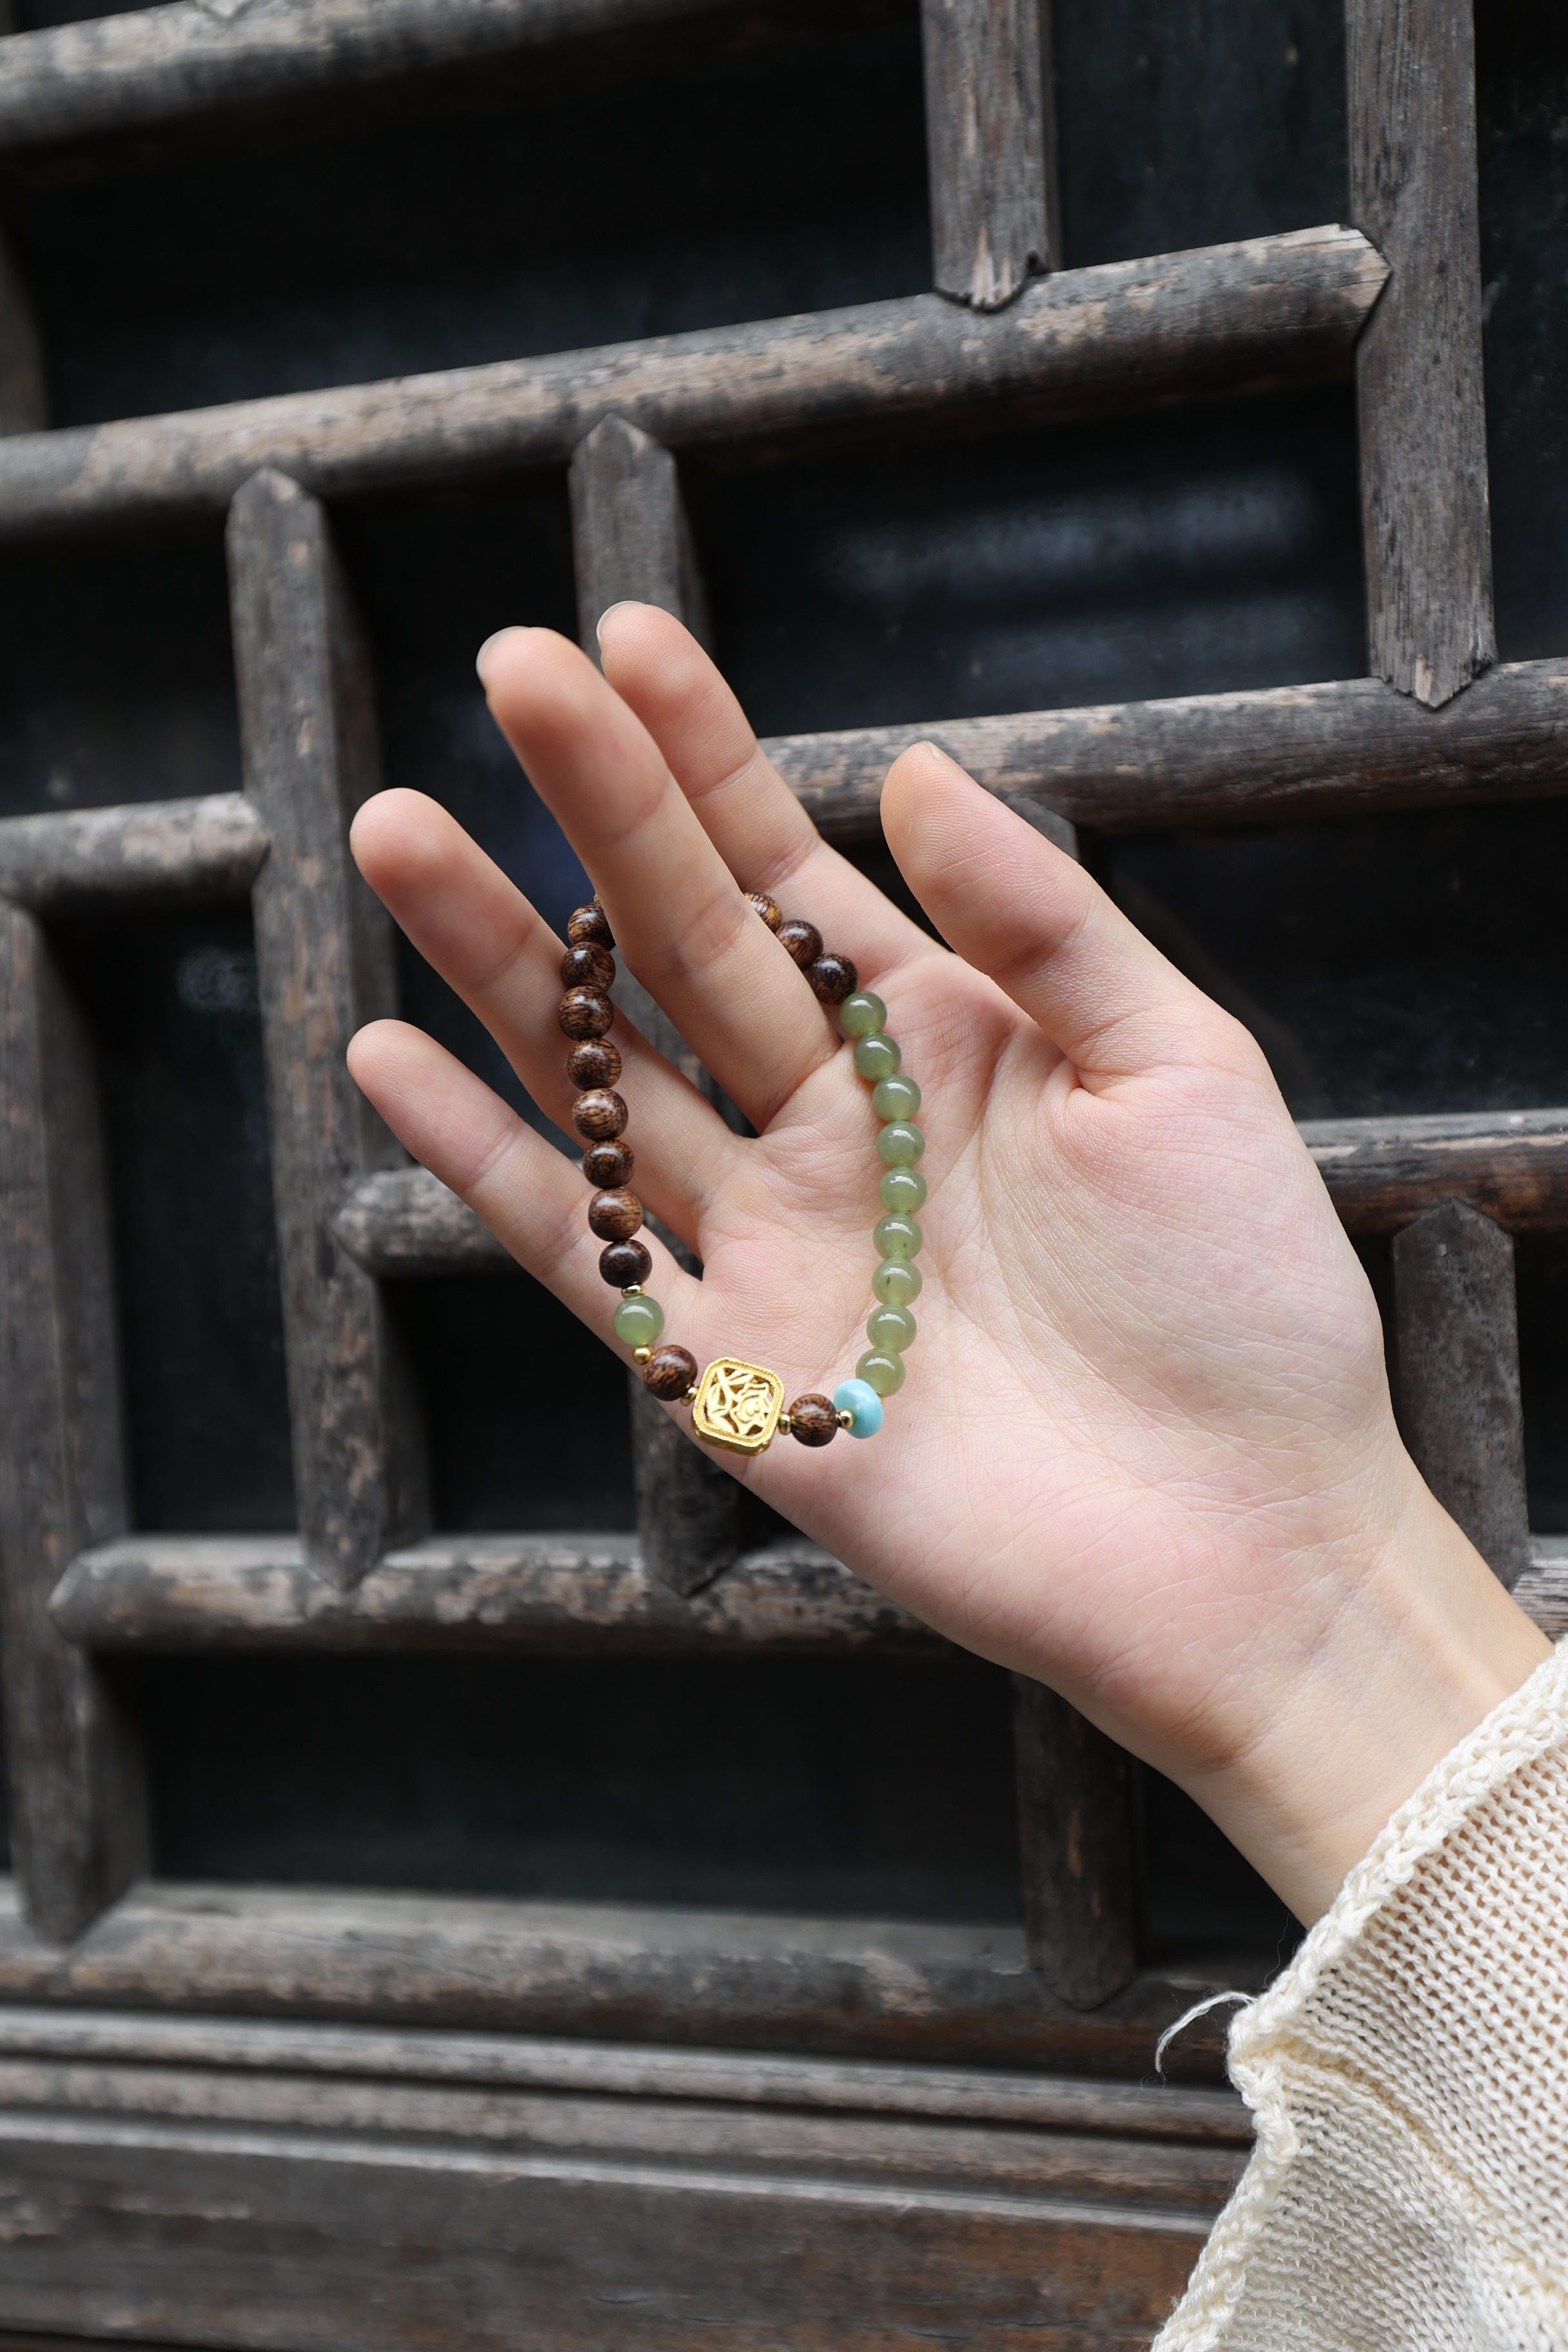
(0, 228, 1385, 538)
(227, 467, 427, 1586)
(1013, 1678, 1137, 2010)
(1393, 1199, 1530, 1588)
(1348, 0, 1493, 706)
(0, 233, 44, 438)
(771, 656, 1568, 840)
(921, 0, 1058, 309)
(0, 902, 145, 1941)
(0, 794, 268, 913)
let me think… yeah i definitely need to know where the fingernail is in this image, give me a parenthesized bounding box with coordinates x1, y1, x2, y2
(595, 600, 632, 642)
(475, 627, 518, 680)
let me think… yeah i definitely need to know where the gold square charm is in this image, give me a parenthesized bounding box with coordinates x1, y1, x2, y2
(692, 1357, 785, 1455)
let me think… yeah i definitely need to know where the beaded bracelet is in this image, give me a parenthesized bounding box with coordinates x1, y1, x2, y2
(558, 892, 925, 1455)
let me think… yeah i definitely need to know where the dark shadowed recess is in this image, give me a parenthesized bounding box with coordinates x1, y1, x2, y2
(52, 906, 295, 1533)
(690, 389, 1365, 737)
(1478, 0, 1568, 663)
(1054, 0, 1347, 268)
(12, 17, 930, 427)
(1518, 1235, 1568, 1535)
(0, 525, 239, 819)
(1095, 798, 1568, 1125)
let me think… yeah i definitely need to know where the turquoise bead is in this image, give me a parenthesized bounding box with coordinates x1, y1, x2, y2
(876, 1121, 925, 1168)
(840, 992, 887, 1039)
(833, 1377, 884, 1438)
(612, 1293, 664, 1348)
(874, 1213, 923, 1260)
(867, 1302, 916, 1352)
(853, 1033, 901, 1083)
(857, 1348, 906, 1396)
(872, 1257, 922, 1307)
(879, 1166, 927, 1215)
(872, 1073, 921, 1122)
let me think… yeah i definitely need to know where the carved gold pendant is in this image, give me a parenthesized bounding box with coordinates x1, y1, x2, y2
(691, 1357, 785, 1455)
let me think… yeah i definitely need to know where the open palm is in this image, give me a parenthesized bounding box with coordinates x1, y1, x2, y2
(349, 604, 1540, 1917)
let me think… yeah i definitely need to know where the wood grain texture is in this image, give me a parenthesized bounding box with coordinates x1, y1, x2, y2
(1514, 1536, 1568, 1642)
(0, 229, 1385, 538)
(1392, 1200, 1530, 1589)
(1348, 0, 1493, 706)
(0, 903, 146, 1941)
(0, 794, 268, 913)
(0, 0, 759, 153)
(921, 0, 1059, 309)
(572, 413, 739, 1594)
(1013, 1678, 1137, 2010)
(1300, 1106, 1568, 1234)
(0, 227, 45, 436)
(0, 1879, 1253, 2076)
(769, 657, 1568, 841)
(227, 467, 427, 1587)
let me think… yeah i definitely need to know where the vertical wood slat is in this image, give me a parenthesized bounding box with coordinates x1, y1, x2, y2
(1012, 1676, 1137, 2009)
(227, 467, 427, 1589)
(921, 0, 1059, 311)
(1348, 0, 1494, 707)
(1392, 1198, 1530, 1589)
(569, 416, 741, 1597)
(0, 903, 146, 1939)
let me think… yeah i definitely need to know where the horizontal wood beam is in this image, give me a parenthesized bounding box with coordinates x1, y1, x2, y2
(0, 1877, 1255, 2075)
(772, 658, 1568, 840)
(0, 228, 1382, 540)
(0, 793, 268, 912)
(0, 0, 758, 155)
(46, 1525, 1568, 1656)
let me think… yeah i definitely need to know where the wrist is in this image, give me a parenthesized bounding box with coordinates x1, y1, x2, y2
(1182, 1471, 1552, 1923)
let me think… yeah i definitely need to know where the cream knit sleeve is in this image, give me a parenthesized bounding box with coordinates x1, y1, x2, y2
(1155, 1638, 1568, 2352)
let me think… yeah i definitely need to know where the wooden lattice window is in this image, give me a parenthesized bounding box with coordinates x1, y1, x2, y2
(0, 0, 1562, 2340)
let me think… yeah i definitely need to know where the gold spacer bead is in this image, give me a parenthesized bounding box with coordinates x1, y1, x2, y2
(682, 1384, 699, 1406)
(778, 1412, 793, 1436)
(632, 1346, 652, 1365)
(620, 1282, 643, 1298)
(836, 1407, 854, 1430)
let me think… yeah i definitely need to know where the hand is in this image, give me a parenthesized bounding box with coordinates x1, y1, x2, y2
(348, 605, 1551, 1923)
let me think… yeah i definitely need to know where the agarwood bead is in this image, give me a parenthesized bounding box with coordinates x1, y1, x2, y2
(582, 1139, 633, 1188)
(643, 1344, 699, 1400)
(573, 1088, 628, 1141)
(807, 952, 858, 1006)
(787, 1393, 839, 1447)
(568, 1037, 621, 1089)
(559, 986, 614, 1040)
(588, 1186, 643, 1242)
(747, 890, 782, 932)
(600, 1237, 651, 1287)
(561, 941, 615, 992)
(568, 900, 614, 950)
(778, 917, 823, 968)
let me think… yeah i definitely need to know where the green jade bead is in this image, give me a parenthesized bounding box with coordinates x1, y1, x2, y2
(867, 1302, 916, 1353)
(857, 1348, 906, 1397)
(872, 1257, 922, 1307)
(840, 991, 887, 1039)
(872, 1073, 921, 1122)
(877, 1121, 925, 1168)
(613, 1293, 665, 1348)
(878, 1166, 926, 1215)
(874, 1213, 922, 1260)
(853, 1032, 901, 1083)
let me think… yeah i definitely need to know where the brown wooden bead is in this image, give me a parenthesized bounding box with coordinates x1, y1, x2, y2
(778, 916, 823, 968)
(567, 900, 614, 950)
(567, 1037, 621, 1089)
(600, 1237, 651, 1287)
(807, 952, 858, 1005)
(747, 890, 782, 932)
(588, 1186, 643, 1242)
(582, 1139, 633, 1188)
(643, 1344, 699, 1401)
(573, 1088, 628, 1141)
(561, 941, 615, 992)
(559, 986, 614, 1040)
(788, 1393, 839, 1447)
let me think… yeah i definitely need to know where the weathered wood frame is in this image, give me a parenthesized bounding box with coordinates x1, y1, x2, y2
(0, 0, 1552, 2333)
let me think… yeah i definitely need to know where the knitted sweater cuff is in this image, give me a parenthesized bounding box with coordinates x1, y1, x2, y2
(1154, 1636, 1568, 2352)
